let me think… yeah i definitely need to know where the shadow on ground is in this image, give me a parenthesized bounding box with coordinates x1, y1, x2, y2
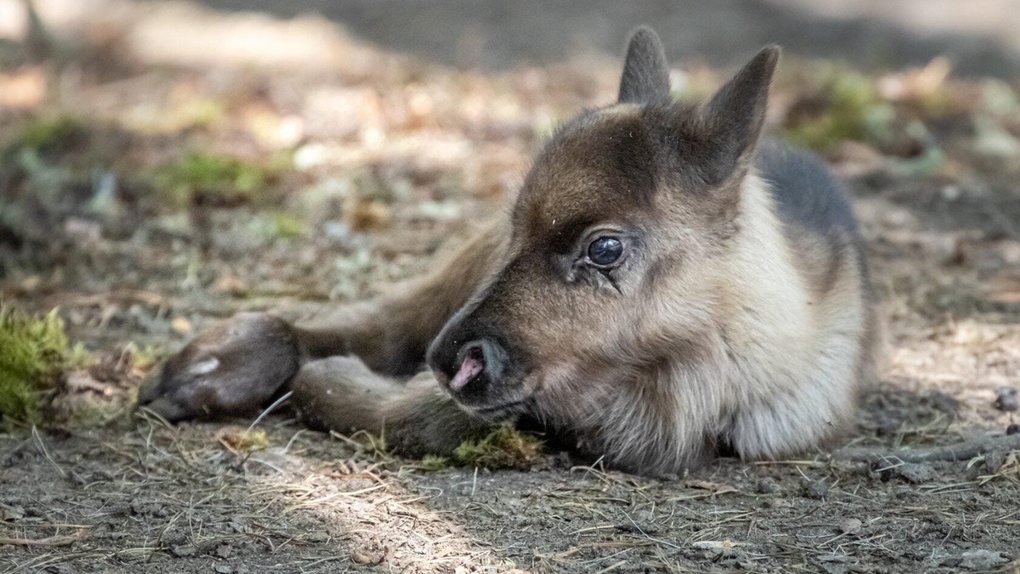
(176, 0, 1020, 76)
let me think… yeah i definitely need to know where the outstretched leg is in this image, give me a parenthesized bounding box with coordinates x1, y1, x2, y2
(291, 356, 489, 456)
(137, 220, 507, 422)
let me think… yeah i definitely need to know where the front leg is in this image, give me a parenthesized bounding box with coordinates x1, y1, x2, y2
(137, 220, 506, 422)
(137, 313, 300, 421)
(291, 356, 491, 457)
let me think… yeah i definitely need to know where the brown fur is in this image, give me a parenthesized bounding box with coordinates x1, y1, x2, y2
(138, 27, 877, 475)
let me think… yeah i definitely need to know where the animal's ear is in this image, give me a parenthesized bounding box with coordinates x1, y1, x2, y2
(618, 27, 670, 104)
(700, 45, 780, 183)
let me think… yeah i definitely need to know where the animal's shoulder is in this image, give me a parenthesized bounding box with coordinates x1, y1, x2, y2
(757, 142, 860, 239)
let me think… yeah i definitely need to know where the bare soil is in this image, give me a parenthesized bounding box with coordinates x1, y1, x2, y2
(2, 2, 1020, 573)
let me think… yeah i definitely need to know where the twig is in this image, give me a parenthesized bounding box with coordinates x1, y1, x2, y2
(247, 391, 293, 433)
(834, 434, 1020, 464)
(621, 511, 683, 551)
(32, 426, 66, 479)
(0, 531, 87, 547)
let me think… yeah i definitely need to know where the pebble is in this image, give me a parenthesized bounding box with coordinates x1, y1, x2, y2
(895, 462, 937, 484)
(805, 481, 828, 500)
(171, 544, 197, 558)
(984, 451, 1008, 474)
(840, 518, 863, 535)
(959, 549, 1008, 571)
(305, 530, 331, 543)
(756, 477, 779, 495)
(1007, 423, 1019, 435)
(941, 185, 961, 201)
(993, 386, 1018, 412)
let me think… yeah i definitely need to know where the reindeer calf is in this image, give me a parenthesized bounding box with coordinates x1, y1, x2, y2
(139, 27, 876, 475)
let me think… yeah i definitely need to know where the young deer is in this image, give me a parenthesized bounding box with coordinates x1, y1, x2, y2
(138, 28, 876, 475)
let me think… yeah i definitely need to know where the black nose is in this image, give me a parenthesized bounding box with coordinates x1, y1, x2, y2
(427, 337, 507, 402)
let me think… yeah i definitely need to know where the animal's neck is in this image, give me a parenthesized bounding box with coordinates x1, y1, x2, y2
(533, 176, 831, 473)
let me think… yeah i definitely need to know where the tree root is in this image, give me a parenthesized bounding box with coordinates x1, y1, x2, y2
(835, 433, 1020, 464)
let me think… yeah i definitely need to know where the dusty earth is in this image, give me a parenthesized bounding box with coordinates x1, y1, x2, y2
(2, 1, 1020, 573)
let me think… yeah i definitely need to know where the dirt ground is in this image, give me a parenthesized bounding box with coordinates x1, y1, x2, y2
(2, 2, 1020, 573)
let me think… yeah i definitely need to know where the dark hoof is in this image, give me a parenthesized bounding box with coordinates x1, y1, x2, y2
(137, 313, 301, 422)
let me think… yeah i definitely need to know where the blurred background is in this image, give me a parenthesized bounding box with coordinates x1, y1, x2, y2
(195, 0, 1020, 76)
(4, 0, 1020, 74)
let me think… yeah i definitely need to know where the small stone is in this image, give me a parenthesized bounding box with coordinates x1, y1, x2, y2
(215, 544, 231, 558)
(1007, 424, 1020, 436)
(896, 463, 937, 484)
(756, 477, 779, 494)
(350, 551, 379, 565)
(171, 317, 193, 335)
(172, 544, 197, 557)
(293, 142, 328, 170)
(305, 531, 330, 543)
(960, 549, 1008, 571)
(993, 387, 1018, 412)
(214, 566, 233, 574)
(924, 391, 960, 417)
(805, 481, 828, 500)
(0, 504, 25, 521)
(116, 549, 148, 563)
(985, 451, 1008, 474)
(840, 518, 863, 535)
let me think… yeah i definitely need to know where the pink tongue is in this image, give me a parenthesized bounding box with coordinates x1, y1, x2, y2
(450, 356, 484, 391)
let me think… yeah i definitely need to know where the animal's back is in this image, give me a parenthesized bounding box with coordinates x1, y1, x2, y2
(757, 141, 871, 295)
(758, 142, 860, 241)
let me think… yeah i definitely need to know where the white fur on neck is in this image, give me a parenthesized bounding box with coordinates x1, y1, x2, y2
(718, 173, 863, 459)
(566, 174, 863, 474)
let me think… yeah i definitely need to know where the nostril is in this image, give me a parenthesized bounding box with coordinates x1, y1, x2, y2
(450, 343, 485, 392)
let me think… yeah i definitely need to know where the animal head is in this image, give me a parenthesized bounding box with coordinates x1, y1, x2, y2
(426, 27, 780, 420)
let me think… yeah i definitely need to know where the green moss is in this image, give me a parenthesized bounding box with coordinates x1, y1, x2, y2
(181, 98, 227, 128)
(418, 454, 451, 471)
(451, 423, 543, 470)
(0, 306, 85, 426)
(350, 424, 542, 471)
(151, 151, 274, 207)
(221, 428, 270, 454)
(347, 430, 390, 459)
(59, 398, 125, 428)
(124, 343, 168, 373)
(784, 69, 895, 152)
(246, 212, 305, 242)
(13, 116, 86, 156)
(271, 213, 305, 239)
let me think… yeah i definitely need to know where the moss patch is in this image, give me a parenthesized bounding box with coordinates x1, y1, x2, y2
(451, 423, 543, 470)
(418, 454, 451, 471)
(219, 427, 270, 455)
(0, 306, 85, 426)
(12, 116, 87, 156)
(150, 151, 278, 207)
(784, 68, 895, 152)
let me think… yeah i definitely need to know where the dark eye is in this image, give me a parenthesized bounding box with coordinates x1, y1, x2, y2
(587, 236, 623, 266)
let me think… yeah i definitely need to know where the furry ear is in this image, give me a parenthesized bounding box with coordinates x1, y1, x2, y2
(618, 27, 670, 104)
(701, 45, 780, 183)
